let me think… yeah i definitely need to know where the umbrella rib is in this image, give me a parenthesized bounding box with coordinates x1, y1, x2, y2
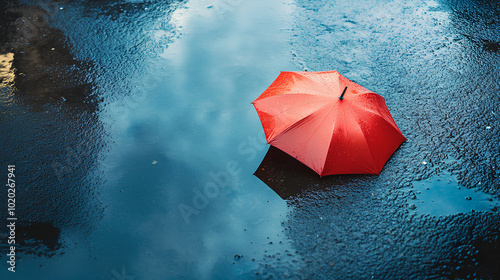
(348, 108, 376, 171)
(296, 104, 335, 173)
(322, 105, 351, 175)
(343, 90, 376, 99)
(294, 72, 334, 96)
(320, 108, 339, 176)
(354, 105, 403, 135)
(272, 95, 331, 115)
(269, 102, 332, 144)
(257, 93, 332, 142)
(254, 92, 331, 108)
(259, 92, 330, 101)
(274, 101, 328, 121)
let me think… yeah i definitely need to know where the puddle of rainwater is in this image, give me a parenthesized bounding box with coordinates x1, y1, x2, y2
(406, 172, 500, 217)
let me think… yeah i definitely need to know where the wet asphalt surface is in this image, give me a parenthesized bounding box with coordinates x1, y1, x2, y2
(0, 0, 499, 279)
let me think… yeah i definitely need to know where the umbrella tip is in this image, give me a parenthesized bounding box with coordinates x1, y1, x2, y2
(339, 86, 348, 100)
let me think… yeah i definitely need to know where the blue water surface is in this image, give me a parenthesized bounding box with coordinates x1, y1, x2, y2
(0, 0, 499, 279)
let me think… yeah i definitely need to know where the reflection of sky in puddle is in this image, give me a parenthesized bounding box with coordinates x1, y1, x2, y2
(407, 172, 499, 217)
(95, 0, 299, 279)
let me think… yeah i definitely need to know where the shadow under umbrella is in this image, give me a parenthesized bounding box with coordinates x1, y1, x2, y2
(254, 146, 372, 199)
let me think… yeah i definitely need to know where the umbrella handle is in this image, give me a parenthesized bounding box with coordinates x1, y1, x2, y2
(339, 86, 348, 100)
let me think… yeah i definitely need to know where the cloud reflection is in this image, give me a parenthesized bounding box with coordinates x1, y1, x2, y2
(95, 0, 299, 279)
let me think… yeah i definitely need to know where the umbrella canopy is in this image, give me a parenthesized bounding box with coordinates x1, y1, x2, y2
(252, 70, 406, 176)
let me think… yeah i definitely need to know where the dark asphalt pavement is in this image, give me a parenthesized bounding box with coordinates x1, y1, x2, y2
(0, 0, 498, 279)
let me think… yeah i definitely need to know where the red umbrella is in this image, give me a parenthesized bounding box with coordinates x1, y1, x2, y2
(252, 70, 406, 176)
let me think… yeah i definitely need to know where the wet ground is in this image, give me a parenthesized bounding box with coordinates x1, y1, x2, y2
(0, 0, 499, 279)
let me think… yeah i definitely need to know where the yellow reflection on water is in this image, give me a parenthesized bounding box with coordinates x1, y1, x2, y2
(0, 53, 15, 86)
(0, 52, 16, 105)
